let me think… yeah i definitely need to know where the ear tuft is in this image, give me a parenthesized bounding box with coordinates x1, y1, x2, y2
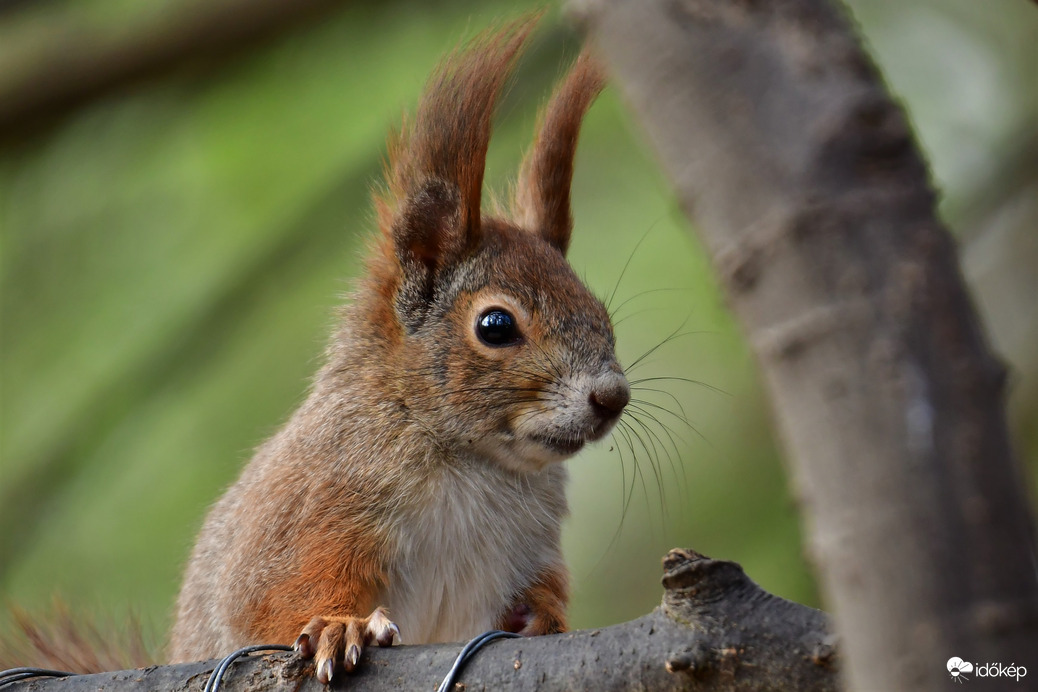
(514, 51, 606, 255)
(377, 16, 539, 271)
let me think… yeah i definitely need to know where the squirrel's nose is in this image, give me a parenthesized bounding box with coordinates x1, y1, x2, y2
(588, 373, 630, 420)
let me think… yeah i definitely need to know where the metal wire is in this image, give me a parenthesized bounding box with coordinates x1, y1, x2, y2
(0, 667, 76, 688)
(436, 630, 521, 692)
(203, 644, 294, 692)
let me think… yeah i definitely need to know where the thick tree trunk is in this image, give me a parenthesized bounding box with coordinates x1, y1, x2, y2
(571, 0, 1038, 690)
(4, 550, 838, 691)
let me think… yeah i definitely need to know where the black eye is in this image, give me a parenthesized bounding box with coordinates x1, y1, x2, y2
(477, 309, 521, 347)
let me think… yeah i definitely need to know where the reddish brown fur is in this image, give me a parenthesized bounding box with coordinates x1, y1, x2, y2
(375, 16, 539, 254)
(227, 19, 605, 666)
(245, 530, 385, 644)
(497, 566, 570, 635)
(8, 16, 619, 682)
(515, 51, 607, 253)
(0, 602, 153, 672)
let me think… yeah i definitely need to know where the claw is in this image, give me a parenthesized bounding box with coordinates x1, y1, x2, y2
(318, 658, 334, 684)
(378, 622, 401, 647)
(345, 644, 361, 671)
(368, 607, 401, 647)
(297, 608, 397, 682)
(294, 633, 313, 658)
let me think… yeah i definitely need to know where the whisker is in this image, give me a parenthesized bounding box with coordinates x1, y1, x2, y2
(625, 403, 685, 462)
(629, 385, 690, 422)
(613, 420, 642, 532)
(622, 411, 671, 521)
(618, 417, 662, 533)
(524, 336, 569, 385)
(581, 427, 636, 579)
(628, 375, 730, 398)
(623, 319, 694, 373)
(628, 398, 695, 435)
(605, 222, 661, 315)
(623, 405, 689, 508)
(608, 287, 690, 326)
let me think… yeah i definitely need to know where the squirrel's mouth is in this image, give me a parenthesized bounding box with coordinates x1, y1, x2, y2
(531, 433, 586, 456)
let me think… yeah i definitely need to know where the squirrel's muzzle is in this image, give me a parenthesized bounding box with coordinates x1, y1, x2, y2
(586, 370, 630, 438)
(589, 374, 630, 420)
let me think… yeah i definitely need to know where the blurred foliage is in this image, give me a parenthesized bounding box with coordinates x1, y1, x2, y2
(1, 0, 1035, 656)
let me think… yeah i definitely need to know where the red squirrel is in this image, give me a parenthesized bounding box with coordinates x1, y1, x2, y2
(168, 17, 627, 683)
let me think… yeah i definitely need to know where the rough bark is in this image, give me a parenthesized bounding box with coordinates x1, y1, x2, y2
(571, 0, 1038, 690)
(3, 550, 837, 691)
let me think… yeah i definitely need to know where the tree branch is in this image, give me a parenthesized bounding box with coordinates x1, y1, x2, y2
(6, 550, 837, 691)
(572, 0, 1038, 689)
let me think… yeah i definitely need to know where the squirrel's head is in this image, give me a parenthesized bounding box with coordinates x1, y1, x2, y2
(358, 19, 627, 473)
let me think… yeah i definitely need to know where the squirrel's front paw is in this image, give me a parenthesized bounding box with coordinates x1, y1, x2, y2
(293, 607, 399, 683)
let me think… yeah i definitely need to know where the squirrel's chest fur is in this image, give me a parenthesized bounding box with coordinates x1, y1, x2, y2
(380, 459, 567, 644)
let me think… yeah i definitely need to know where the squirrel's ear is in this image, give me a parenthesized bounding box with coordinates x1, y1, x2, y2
(390, 179, 463, 275)
(378, 18, 536, 273)
(388, 179, 464, 331)
(514, 51, 606, 256)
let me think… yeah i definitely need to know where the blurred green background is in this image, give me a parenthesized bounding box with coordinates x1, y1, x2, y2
(1, 0, 1036, 659)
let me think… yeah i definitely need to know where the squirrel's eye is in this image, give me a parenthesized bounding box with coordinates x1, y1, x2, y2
(477, 309, 521, 347)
